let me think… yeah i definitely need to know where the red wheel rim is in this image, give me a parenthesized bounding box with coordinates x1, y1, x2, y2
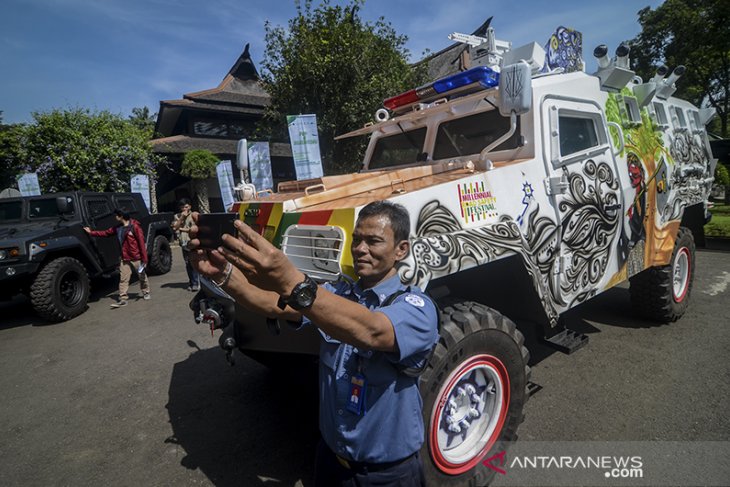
(672, 246, 690, 302)
(429, 354, 510, 475)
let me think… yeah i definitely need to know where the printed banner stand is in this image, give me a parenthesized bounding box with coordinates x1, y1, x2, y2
(248, 141, 274, 192)
(17, 173, 41, 196)
(287, 114, 324, 180)
(130, 174, 151, 210)
(216, 160, 236, 212)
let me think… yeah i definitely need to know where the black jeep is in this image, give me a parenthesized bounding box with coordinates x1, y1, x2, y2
(0, 192, 174, 322)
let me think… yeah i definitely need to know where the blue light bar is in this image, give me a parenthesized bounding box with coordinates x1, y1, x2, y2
(432, 66, 500, 94)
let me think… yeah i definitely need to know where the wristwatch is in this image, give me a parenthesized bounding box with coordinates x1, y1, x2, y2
(278, 274, 318, 310)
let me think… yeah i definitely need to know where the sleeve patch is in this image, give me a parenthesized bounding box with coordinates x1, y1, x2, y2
(404, 294, 425, 308)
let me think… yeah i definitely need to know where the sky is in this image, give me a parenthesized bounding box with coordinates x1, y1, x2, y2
(1, 0, 664, 125)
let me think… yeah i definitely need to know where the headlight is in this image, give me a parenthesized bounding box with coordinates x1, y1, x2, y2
(0, 248, 20, 260)
(281, 225, 344, 282)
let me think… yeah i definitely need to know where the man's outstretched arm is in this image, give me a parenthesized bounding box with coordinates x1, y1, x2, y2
(189, 220, 397, 352)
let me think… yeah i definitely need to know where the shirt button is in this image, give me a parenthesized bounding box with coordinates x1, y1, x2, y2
(338, 409, 344, 415)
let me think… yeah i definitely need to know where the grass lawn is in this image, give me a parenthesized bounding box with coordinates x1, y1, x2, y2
(705, 202, 730, 238)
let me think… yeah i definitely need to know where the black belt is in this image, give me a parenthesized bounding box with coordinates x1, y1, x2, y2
(335, 452, 417, 473)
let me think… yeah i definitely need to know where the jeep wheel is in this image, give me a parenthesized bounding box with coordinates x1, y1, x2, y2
(629, 226, 695, 322)
(420, 301, 530, 486)
(30, 257, 90, 322)
(148, 235, 172, 275)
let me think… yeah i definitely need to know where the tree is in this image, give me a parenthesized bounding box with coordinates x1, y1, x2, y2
(181, 149, 219, 213)
(715, 162, 730, 204)
(0, 115, 25, 190)
(260, 0, 427, 174)
(129, 106, 157, 135)
(629, 0, 730, 136)
(0, 108, 165, 193)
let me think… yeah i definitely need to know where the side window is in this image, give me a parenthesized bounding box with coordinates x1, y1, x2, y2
(690, 111, 702, 133)
(116, 198, 137, 214)
(672, 107, 687, 130)
(546, 101, 608, 168)
(87, 199, 112, 219)
(652, 102, 669, 127)
(433, 109, 522, 160)
(623, 97, 642, 124)
(558, 114, 599, 157)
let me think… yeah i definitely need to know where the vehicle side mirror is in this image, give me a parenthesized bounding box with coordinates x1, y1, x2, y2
(499, 61, 532, 116)
(56, 196, 71, 214)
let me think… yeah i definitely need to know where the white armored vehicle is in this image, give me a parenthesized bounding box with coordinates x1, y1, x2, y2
(193, 26, 716, 486)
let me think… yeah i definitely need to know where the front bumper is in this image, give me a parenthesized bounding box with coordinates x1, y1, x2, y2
(193, 280, 320, 356)
(0, 261, 39, 282)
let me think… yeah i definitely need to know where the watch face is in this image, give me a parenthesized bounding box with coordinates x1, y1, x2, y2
(298, 288, 316, 307)
(291, 276, 317, 309)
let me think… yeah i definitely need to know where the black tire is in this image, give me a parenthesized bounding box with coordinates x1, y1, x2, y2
(148, 235, 172, 275)
(629, 226, 695, 322)
(30, 257, 90, 322)
(420, 300, 530, 486)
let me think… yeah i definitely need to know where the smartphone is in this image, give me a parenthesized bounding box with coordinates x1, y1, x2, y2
(196, 213, 238, 249)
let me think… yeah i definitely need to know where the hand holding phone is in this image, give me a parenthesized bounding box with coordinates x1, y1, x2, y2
(196, 213, 238, 249)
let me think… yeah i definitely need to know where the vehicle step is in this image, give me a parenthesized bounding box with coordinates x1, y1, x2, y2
(544, 328, 589, 354)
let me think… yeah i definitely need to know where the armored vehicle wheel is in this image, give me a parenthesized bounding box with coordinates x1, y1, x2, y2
(419, 301, 530, 486)
(30, 257, 90, 322)
(148, 235, 172, 275)
(629, 226, 695, 323)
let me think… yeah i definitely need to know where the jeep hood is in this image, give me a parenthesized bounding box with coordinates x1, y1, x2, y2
(0, 222, 59, 242)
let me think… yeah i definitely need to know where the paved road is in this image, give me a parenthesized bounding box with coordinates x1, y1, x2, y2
(0, 249, 728, 486)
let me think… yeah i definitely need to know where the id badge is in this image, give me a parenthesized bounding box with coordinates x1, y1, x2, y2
(346, 374, 366, 415)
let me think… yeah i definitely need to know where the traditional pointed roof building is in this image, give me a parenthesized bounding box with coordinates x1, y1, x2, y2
(152, 44, 293, 211)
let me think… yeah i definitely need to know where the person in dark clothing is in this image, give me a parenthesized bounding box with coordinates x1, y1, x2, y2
(84, 209, 150, 308)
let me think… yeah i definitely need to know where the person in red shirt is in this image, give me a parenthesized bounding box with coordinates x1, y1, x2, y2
(84, 209, 150, 308)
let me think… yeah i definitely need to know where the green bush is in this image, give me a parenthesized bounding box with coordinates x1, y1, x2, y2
(1, 108, 165, 193)
(715, 163, 730, 187)
(181, 149, 219, 179)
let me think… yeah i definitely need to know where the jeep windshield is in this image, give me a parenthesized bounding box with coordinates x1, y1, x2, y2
(433, 109, 521, 159)
(28, 198, 72, 219)
(0, 201, 22, 222)
(368, 127, 427, 170)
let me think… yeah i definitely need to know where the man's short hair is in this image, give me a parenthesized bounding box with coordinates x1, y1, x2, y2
(114, 208, 130, 220)
(178, 198, 191, 207)
(357, 200, 410, 242)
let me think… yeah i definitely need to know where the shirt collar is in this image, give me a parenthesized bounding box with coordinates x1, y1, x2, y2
(352, 274, 405, 305)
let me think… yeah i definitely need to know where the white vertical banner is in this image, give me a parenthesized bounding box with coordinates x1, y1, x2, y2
(236, 138, 248, 183)
(248, 142, 274, 191)
(130, 174, 150, 210)
(286, 114, 323, 180)
(17, 173, 41, 196)
(216, 160, 236, 211)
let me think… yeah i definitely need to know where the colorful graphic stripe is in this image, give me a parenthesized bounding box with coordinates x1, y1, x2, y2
(231, 203, 356, 278)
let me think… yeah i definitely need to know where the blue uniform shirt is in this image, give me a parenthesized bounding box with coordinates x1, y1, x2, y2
(302, 274, 439, 463)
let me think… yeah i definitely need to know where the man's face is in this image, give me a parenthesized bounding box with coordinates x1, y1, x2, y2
(180, 204, 191, 214)
(351, 215, 408, 288)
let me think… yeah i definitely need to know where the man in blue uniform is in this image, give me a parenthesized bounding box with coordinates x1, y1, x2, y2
(189, 201, 439, 486)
